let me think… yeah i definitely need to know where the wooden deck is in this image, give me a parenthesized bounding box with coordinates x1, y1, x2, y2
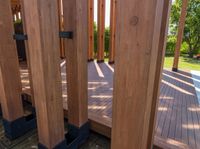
(20, 61, 200, 149)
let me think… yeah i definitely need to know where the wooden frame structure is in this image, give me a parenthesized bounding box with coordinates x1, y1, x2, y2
(88, 0, 94, 61)
(1, 0, 172, 148)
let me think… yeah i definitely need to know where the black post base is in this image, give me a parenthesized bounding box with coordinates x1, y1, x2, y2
(97, 60, 104, 63)
(172, 67, 178, 72)
(38, 122, 90, 149)
(88, 59, 94, 62)
(3, 115, 36, 140)
(108, 61, 115, 65)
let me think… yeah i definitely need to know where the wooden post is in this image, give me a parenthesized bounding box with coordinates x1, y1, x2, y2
(97, 0, 105, 63)
(147, 0, 172, 147)
(22, 0, 66, 148)
(109, 0, 117, 64)
(20, 0, 35, 105)
(62, 0, 89, 144)
(0, 0, 36, 140)
(172, 0, 188, 72)
(88, 0, 94, 61)
(111, 0, 171, 148)
(58, 0, 65, 58)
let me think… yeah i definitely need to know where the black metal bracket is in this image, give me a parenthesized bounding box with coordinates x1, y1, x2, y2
(59, 31, 73, 39)
(13, 34, 28, 41)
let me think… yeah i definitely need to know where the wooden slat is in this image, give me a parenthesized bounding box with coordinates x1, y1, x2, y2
(22, 0, 65, 148)
(111, 0, 169, 148)
(88, 0, 94, 61)
(0, 0, 24, 121)
(109, 0, 117, 64)
(172, 0, 188, 71)
(63, 0, 88, 127)
(97, 0, 105, 62)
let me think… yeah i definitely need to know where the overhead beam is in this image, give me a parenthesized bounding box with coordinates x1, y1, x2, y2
(62, 0, 89, 145)
(172, 0, 188, 72)
(109, 0, 117, 64)
(22, 0, 65, 148)
(0, 0, 36, 140)
(111, 0, 171, 148)
(88, 0, 94, 61)
(97, 0, 105, 63)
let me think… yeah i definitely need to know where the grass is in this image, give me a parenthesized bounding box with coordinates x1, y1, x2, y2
(164, 56, 200, 71)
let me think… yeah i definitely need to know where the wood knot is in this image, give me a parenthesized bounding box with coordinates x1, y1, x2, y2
(130, 16, 139, 26)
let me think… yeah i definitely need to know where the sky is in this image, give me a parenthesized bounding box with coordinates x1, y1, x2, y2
(94, 0, 176, 27)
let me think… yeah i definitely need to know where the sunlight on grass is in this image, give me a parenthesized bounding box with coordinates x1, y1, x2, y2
(164, 57, 200, 71)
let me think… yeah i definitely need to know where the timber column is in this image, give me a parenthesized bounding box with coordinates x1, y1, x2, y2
(63, 0, 90, 147)
(88, 0, 94, 61)
(97, 0, 105, 63)
(22, 0, 66, 148)
(0, 0, 36, 140)
(109, 0, 117, 64)
(111, 0, 171, 148)
(172, 0, 188, 72)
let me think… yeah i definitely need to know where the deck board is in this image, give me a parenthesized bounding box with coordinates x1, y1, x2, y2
(20, 61, 200, 149)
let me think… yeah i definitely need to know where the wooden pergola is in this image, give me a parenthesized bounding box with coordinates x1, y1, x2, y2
(1, 0, 172, 148)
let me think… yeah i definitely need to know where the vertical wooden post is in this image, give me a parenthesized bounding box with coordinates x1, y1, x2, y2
(58, 0, 65, 58)
(172, 0, 188, 72)
(0, 0, 36, 140)
(88, 0, 94, 61)
(111, 0, 171, 148)
(97, 0, 105, 63)
(147, 0, 172, 147)
(109, 0, 117, 64)
(62, 0, 89, 143)
(20, 0, 35, 105)
(22, 0, 66, 148)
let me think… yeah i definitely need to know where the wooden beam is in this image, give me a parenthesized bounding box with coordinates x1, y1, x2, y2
(88, 0, 94, 61)
(172, 0, 188, 72)
(111, 0, 170, 148)
(0, 0, 24, 122)
(63, 0, 88, 128)
(58, 0, 65, 58)
(109, 0, 117, 64)
(22, 0, 65, 148)
(97, 0, 105, 62)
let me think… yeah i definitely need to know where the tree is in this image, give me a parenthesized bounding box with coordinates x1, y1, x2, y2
(170, 0, 200, 57)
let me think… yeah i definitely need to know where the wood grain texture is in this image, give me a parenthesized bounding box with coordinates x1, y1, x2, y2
(97, 0, 105, 62)
(88, 0, 94, 60)
(22, 0, 65, 148)
(109, 0, 117, 63)
(173, 0, 188, 70)
(0, 0, 24, 121)
(20, 0, 35, 106)
(111, 0, 168, 148)
(63, 0, 88, 127)
(147, 0, 172, 147)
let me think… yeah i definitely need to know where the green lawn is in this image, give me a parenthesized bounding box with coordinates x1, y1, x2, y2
(164, 56, 200, 71)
